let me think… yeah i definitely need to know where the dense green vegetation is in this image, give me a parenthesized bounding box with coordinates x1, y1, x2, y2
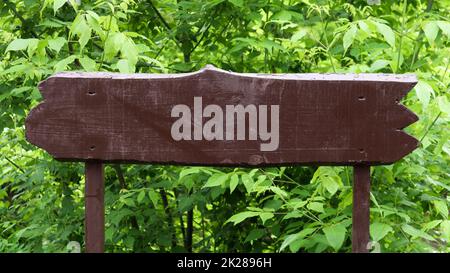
(0, 0, 449, 253)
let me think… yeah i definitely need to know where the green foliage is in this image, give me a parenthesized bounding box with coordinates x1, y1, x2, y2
(0, 0, 449, 253)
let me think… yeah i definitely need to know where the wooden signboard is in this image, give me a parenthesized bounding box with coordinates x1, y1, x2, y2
(25, 65, 419, 253)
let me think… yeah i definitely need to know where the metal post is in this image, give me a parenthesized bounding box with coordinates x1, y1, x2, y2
(352, 165, 371, 253)
(85, 161, 104, 253)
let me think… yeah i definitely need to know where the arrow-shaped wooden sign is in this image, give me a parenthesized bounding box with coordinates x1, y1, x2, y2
(26, 65, 418, 166)
(25, 65, 420, 253)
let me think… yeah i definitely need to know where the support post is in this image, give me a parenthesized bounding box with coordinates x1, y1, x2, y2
(352, 165, 371, 253)
(85, 161, 104, 253)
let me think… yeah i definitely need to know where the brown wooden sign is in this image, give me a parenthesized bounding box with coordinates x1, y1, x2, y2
(26, 65, 418, 166)
(25, 65, 419, 253)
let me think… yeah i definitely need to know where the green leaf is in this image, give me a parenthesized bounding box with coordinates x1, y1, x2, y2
(370, 222, 393, 241)
(322, 176, 339, 195)
(283, 211, 304, 220)
(414, 81, 434, 108)
(343, 24, 358, 51)
(437, 21, 450, 37)
(358, 21, 371, 34)
(280, 228, 316, 252)
(70, 15, 91, 51)
(401, 224, 435, 241)
(432, 200, 448, 219)
(48, 37, 66, 53)
(374, 22, 395, 47)
(369, 59, 390, 72)
(270, 186, 288, 198)
(105, 227, 114, 242)
(307, 202, 324, 213)
(148, 189, 159, 208)
(241, 173, 254, 193)
(26, 39, 39, 57)
(271, 10, 292, 21)
(225, 211, 260, 225)
(139, 55, 166, 72)
(110, 208, 133, 226)
(53, 0, 67, 14)
(79, 29, 91, 51)
(121, 37, 139, 67)
(291, 29, 307, 42)
(228, 0, 243, 7)
(286, 199, 307, 209)
(338, 191, 353, 210)
(54, 55, 76, 72)
(79, 56, 96, 71)
(10, 86, 32, 97)
(32, 87, 43, 100)
(423, 220, 442, 231)
(6, 39, 32, 52)
(264, 199, 283, 211)
(177, 196, 193, 212)
(230, 173, 239, 193)
(171, 62, 194, 72)
(260, 39, 285, 52)
(137, 190, 145, 204)
(203, 173, 228, 188)
(104, 33, 124, 61)
(437, 96, 450, 115)
(86, 11, 105, 39)
(422, 21, 439, 44)
(244, 229, 265, 243)
(179, 167, 200, 179)
(117, 59, 133, 73)
(122, 198, 135, 207)
(323, 224, 346, 251)
(259, 212, 274, 224)
(441, 220, 450, 241)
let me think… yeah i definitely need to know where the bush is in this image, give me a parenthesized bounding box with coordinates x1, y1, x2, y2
(0, 0, 449, 252)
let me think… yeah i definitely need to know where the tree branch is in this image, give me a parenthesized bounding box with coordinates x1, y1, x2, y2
(410, 0, 434, 68)
(4, 0, 38, 38)
(186, 208, 193, 252)
(112, 164, 127, 189)
(4, 156, 25, 173)
(173, 189, 186, 246)
(148, 0, 172, 30)
(160, 188, 178, 249)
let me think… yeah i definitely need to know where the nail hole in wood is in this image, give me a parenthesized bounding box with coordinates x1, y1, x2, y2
(358, 96, 366, 101)
(88, 91, 96, 96)
(359, 148, 365, 153)
(90, 145, 96, 151)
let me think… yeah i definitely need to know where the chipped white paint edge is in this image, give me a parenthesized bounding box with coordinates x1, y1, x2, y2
(45, 64, 418, 83)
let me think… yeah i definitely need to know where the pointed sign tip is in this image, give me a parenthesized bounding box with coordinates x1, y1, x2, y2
(388, 130, 419, 163)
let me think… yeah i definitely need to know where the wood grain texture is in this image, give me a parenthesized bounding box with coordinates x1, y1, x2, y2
(352, 165, 371, 253)
(85, 161, 104, 253)
(25, 65, 418, 166)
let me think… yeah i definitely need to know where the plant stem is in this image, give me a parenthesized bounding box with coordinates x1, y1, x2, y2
(173, 189, 186, 245)
(319, 12, 336, 72)
(186, 208, 193, 252)
(98, 15, 113, 70)
(160, 188, 177, 249)
(149, 0, 171, 30)
(4, 156, 25, 173)
(113, 164, 126, 189)
(419, 111, 442, 143)
(409, 0, 434, 69)
(440, 57, 450, 83)
(396, 0, 407, 73)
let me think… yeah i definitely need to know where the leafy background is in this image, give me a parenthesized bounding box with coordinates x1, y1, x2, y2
(0, 0, 449, 253)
